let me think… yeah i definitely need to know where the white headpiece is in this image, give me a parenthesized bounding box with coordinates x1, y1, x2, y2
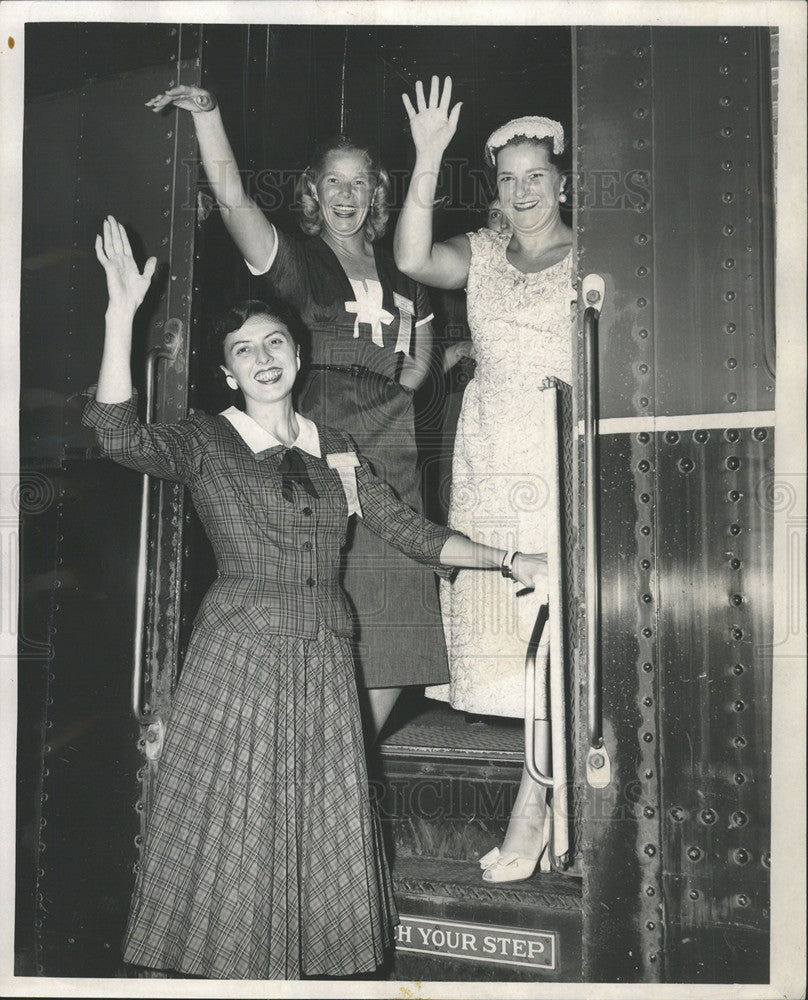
(484, 116, 565, 166)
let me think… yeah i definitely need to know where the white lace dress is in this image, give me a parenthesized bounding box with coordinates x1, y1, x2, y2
(427, 227, 575, 718)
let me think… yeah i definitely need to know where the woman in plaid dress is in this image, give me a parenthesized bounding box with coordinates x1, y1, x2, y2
(87, 216, 548, 979)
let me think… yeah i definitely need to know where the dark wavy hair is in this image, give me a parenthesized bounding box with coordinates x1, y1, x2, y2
(297, 135, 391, 242)
(208, 295, 307, 406)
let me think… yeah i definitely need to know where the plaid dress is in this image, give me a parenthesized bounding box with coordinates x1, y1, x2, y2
(82, 397, 456, 979)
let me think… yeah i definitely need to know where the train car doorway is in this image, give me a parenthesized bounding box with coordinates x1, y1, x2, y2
(14, 17, 782, 987)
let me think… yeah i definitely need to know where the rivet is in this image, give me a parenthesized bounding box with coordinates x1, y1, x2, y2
(729, 523, 741, 535)
(634, 46, 647, 57)
(725, 290, 736, 301)
(693, 429, 709, 443)
(733, 699, 746, 711)
(730, 557, 742, 569)
(731, 627, 744, 641)
(700, 808, 717, 825)
(643, 696, 653, 707)
(732, 663, 745, 676)
(644, 843, 657, 857)
(723, 191, 736, 204)
(732, 810, 749, 826)
(670, 806, 685, 822)
(720, 95, 732, 106)
(724, 258, 736, 268)
(634, 138, 648, 150)
(726, 456, 741, 471)
(726, 392, 738, 404)
(639, 363, 649, 374)
(640, 559, 651, 570)
(642, 627, 653, 638)
(733, 735, 747, 748)
(636, 233, 649, 245)
(642, 731, 654, 742)
(641, 593, 653, 605)
(634, 77, 647, 88)
(634, 107, 648, 119)
(689, 889, 700, 899)
(639, 396, 649, 407)
(649, 953, 658, 963)
(646, 921, 656, 930)
(642, 661, 654, 673)
(637, 296, 648, 308)
(730, 594, 744, 607)
(665, 431, 680, 444)
(752, 427, 768, 441)
(678, 458, 695, 474)
(725, 427, 740, 441)
(721, 127, 734, 138)
(724, 225, 736, 237)
(726, 357, 738, 370)
(725, 321, 737, 333)
(638, 327, 649, 338)
(645, 769, 654, 779)
(719, 32, 730, 43)
(640, 525, 651, 536)
(643, 805, 655, 817)
(639, 492, 651, 503)
(637, 265, 648, 277)
(687, 846, 702, 861)
(719, 64, 731, 75)
(638, 459, 651, 472)
(734, 772, 746, 785)
(638, 432, 650, 444)
(737, 894, 750, 907)
(722, 160, 734, 171)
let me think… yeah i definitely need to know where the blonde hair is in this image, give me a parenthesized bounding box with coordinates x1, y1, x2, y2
(296, 135, 391, 242)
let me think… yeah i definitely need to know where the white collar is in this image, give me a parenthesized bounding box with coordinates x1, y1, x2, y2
(220, 406, 322, 457)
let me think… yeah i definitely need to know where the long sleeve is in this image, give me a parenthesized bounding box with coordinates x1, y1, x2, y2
(82, 394, 206, 486)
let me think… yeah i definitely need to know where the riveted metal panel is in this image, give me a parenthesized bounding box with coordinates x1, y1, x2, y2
(652, 28, 775, 416)
(655, 426, 772, 982)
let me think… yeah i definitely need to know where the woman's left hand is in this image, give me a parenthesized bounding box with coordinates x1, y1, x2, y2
(95, 215, 157, 315)
(512, 553, 549, 597)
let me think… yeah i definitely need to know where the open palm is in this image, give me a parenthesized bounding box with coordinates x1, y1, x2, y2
(402, 76, 462, 158)
(95, 216, 156, 313)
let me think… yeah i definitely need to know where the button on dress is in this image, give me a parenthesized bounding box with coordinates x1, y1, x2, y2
(82, 397, 455, 979)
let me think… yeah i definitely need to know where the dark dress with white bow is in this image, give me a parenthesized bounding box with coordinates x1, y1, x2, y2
(82, 396, 455, 980)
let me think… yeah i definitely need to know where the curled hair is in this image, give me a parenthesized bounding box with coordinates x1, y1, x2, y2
(296, 135, 391, 242)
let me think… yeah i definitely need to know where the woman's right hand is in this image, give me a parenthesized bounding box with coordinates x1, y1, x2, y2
(95, 215, 156, 315)
(401, 75, 462, 161)
(145, 84, 217, 115)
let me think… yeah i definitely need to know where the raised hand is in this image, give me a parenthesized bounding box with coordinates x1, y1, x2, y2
(145, 84, 217, 115)
(95, 216, 157, 315)
(401, 75, 462, 160)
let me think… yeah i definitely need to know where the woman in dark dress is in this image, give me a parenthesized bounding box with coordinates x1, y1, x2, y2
(87, 216, 548, 979)
(146, 84, 443, 737)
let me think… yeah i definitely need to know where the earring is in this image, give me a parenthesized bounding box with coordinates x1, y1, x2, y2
(226, 375, 238, 390)
(559, 192, 567, 203)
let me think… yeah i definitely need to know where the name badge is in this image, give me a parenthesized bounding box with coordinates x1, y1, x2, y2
(326, 451, 362, 517)
(393, 293, 414, 355)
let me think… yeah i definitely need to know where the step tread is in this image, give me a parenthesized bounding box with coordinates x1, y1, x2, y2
(392, 854, 582, 912)
(380, 703, 524, 760)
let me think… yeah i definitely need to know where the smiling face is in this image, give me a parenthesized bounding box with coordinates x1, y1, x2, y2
(221, 314, 300, 407)
(312, 149, 376, 239)
(495, 141, 562, 231)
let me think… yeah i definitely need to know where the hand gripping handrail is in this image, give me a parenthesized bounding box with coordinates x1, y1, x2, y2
(524, 603, 553, 788)
(582, 273, 612, 788)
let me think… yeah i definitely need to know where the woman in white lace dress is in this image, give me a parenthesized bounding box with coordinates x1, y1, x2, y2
(394, 77, 575, 884)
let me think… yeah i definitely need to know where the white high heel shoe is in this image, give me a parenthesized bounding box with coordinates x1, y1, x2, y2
(479, 810, 553, 883)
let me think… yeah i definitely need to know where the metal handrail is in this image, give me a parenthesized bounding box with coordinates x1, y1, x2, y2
(582, 274, 605, 751)
(132, 347, 169, 725)
(524, 603, 553, 788)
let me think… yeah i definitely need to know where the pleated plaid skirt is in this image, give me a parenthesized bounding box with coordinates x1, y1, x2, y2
(122, 616, 397, 979)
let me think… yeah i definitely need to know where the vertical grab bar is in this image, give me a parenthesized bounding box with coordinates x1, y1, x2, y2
(132, 347, 169, 729)
(582, 274, 611, 787)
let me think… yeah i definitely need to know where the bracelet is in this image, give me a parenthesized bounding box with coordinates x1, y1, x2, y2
(194, 92, 217, 113)
(500, 550, 517, 579)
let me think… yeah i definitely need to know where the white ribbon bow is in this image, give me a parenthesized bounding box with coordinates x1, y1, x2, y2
(345, 281, 394, 345)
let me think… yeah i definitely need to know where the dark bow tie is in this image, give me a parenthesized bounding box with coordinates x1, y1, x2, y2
(277, 448, 319, 503)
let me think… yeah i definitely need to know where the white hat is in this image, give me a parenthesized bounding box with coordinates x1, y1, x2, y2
(484, 116, 565, 166)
